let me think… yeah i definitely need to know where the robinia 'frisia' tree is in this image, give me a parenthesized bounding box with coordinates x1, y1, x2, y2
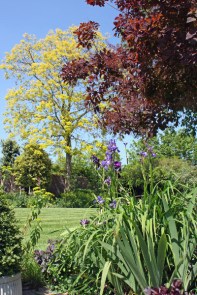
(1, 28, 105, 190)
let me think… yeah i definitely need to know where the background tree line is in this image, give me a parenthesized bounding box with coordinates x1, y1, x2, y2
(0, 127, 196, 207)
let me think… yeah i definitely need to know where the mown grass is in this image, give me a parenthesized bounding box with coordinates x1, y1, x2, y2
(15, 208, 96, 249)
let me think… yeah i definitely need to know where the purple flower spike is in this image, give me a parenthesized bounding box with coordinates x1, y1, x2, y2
(105, 151, 113, 160)
(107, 139, 119, 153)
(80, 219, 90, 226)
(109, 200, 116, 209)
(97, 196, 105, 204)
(104, 176, 111, 186)
(114, 161, 121, 171)
(140, 151, 148, 157)
(101, 159, 111, 170)
(152, 153, 156, 157)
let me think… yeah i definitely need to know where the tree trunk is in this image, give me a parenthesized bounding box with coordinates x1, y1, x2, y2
(65, 136, 72, 192)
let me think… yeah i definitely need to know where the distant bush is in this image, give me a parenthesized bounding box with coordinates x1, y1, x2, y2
(0, 188, 95, 208)
(121, 157, 197, 195)
(0, 188, 55, 208)
(0, 191, 29, 207)
(71, 156, 102, 193)
(57, 189, 95, 208)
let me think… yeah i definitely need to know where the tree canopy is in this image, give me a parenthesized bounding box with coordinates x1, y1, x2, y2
(62, 0, 197, 136)
(1, 27, 106, 189)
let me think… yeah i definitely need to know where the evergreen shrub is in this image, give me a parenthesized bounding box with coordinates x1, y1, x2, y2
(0, 199, 22, 276)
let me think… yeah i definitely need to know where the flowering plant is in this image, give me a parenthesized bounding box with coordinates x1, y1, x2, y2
(91, 139, 123, 209)
(37, 139, 196, 295)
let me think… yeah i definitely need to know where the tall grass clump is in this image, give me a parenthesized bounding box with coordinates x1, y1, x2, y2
(33, 140, 197, 295)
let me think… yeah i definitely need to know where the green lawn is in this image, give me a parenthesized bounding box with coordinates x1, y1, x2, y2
(15, 208, 96, 249)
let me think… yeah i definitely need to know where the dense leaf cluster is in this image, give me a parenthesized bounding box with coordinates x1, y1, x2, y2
(0, 139, 20, 167)
(14, 143, 52, 192)
(0, 200, 22, 276)
(62, 0, 197, 136)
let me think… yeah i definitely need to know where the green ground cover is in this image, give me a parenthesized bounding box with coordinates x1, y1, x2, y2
(15, 208, 96, 249)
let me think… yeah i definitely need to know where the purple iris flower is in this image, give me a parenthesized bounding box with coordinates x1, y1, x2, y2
(91, 155, 100, 168)
(105, 150, 113, 160)
(109, 200, 116, 209)
(114, 161, 121, 171)
(97, 196, 105, 204)
(140, 151, 148, 157)
(80, 219, 90, 226)
(104, 176, 111, 186)
(101, 159, 111, 169)
(107, 139, 119, 153)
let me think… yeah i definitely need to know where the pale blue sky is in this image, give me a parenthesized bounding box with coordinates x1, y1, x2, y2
(0, 0, 132, 162)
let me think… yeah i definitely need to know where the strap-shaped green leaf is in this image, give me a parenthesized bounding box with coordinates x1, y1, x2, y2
(157, 232, 167, 285)
(100, 261, 111, 295)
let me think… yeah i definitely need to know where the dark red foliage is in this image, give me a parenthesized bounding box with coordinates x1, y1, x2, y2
(86, 0, 108, 6)
(144, 279, 195, 295)
(62, 0, 197, 136)
(74, 21, 99, 49)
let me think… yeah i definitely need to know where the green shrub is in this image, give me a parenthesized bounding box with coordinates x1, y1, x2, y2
(0, 199, 23, 276)
(0, 188, 55, 208)
(57, 189, 95, 208)
(0, 192, 29, 207)
(121, 157, 197, 194)
(153, 157, 197, 190)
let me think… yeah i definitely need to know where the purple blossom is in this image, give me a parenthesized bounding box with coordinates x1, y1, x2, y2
(97, 196, 105, 204)
(101, 159, 111, 169)
(140, 151, 148, 157)
(105, 150, 113, 160)
(152, 153, 156, 157)
(114, 161, 121, 171)
(104, 176, 111, 186)
(107, 139, 119, 153)
(91, 155, 100, 168)
(80, 219, 90, 226)
(109, 200, 117, 209)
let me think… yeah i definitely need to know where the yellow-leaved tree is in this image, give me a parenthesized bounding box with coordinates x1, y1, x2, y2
(0, 27, 106, 190)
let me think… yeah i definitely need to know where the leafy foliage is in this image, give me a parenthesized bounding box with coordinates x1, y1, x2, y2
(0, 139, 20, 192)
(14, 143, 52, 191)
(71, 155, 102, 192)
(121, 156, 197, 195)
(59, 189, 95, 208)
(0, 27, 106, 189)
(0, 139, 20, 167)
(121, 129, 197, 194)
(0, 199, 22, 276)
(62, 1, 197, 136)
(145, 129, 197, 164)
